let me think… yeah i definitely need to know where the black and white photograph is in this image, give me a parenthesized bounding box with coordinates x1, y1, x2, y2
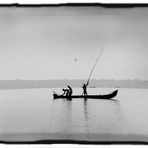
(0, 3, 148, 144)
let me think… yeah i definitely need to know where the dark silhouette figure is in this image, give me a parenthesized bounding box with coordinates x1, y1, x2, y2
(82, 83, 88, 96)
(67, 85, 73, 97)
(62, 88, 69, 96)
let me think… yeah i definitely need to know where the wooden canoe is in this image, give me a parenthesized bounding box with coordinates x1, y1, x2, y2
(53, 90, 118, 100)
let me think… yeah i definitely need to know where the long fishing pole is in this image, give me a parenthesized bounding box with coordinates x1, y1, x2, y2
(86, 49, 104, 85)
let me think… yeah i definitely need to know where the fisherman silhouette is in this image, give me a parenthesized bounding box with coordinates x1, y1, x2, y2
(62, 88, 69, 96)
(67, 85, 73, 97)
(82, 83, 88, 96)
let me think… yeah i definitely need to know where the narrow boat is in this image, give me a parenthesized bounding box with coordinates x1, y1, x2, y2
(53, 90, 118, 100)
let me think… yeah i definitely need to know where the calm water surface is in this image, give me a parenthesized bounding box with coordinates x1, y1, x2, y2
(0, 88, 148, 142)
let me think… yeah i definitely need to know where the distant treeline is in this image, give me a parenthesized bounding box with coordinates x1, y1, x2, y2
(0, 79, 148, 89)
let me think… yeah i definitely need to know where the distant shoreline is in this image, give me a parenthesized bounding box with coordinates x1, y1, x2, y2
(0, 79, 147, 89)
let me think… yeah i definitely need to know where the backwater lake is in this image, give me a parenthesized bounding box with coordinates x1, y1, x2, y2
(0, 88, 148, 142)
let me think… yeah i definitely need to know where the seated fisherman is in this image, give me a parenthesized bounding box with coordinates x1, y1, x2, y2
(62, 88, 69, 96)
(67, 85, 73, 97)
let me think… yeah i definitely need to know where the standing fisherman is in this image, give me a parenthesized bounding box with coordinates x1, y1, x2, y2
(82, 83, 88, 96)
(82, 49, 104, 97)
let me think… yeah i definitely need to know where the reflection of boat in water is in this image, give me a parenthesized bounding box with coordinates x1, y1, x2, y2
(53, 90, 118, 100)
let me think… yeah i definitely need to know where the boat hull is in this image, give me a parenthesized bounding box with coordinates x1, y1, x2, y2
(53, 90, 118, 100)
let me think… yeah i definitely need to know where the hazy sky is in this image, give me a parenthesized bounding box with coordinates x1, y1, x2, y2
(0, 7, 148, 80)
